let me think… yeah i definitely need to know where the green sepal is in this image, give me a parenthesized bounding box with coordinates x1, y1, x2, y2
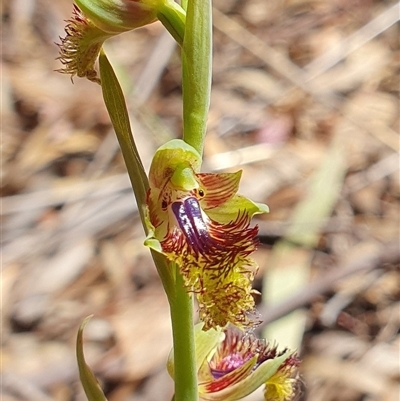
(157, 1, 186, 46)
(206, 195, 269, 223)
(76, 316, 108, 401)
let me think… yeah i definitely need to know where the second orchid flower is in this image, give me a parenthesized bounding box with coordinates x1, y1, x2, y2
(168, 323, 300, 401)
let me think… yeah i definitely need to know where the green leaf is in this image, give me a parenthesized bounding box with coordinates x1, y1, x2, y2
(76, 316, 108, 401)
(99, 50, 148, 228)
(99, 50, 174, 301)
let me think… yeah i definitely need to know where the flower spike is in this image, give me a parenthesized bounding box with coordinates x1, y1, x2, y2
(145, 139, 269, 330)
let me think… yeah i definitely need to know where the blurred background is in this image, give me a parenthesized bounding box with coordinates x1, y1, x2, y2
(1, 0, 399, 400)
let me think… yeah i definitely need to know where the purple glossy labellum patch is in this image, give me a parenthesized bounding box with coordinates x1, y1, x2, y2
(172, 197, 219, 255)
(172, 197, 224, 257)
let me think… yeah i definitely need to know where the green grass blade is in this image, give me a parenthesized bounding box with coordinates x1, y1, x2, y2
(76, 316, 108, 401)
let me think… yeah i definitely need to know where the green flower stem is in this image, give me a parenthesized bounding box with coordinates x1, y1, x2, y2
(157, 1, 186, 46)
(181, 0, 212, 155)
(168, 1, 213, 398)
(170, 263, 198, 401)
(98, 50, 174, 300)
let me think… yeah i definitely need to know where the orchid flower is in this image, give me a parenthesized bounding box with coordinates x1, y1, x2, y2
(145, 139, 269, 330)
(168, 323, 300, 401)
(57, 0, 185, 82)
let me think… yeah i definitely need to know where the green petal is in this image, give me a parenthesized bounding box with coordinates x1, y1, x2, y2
(206, 195, 269, 223)
(200, 351, 293, 401)
(76, 316, 108, 401)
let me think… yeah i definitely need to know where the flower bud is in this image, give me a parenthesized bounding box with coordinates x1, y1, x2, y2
(57, 0, 185, 82)
(57, 5, 111, 83)
(74, 0, 161, 34)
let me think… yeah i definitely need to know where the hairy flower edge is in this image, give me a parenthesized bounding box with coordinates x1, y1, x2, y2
(56, 5, 111, 83)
